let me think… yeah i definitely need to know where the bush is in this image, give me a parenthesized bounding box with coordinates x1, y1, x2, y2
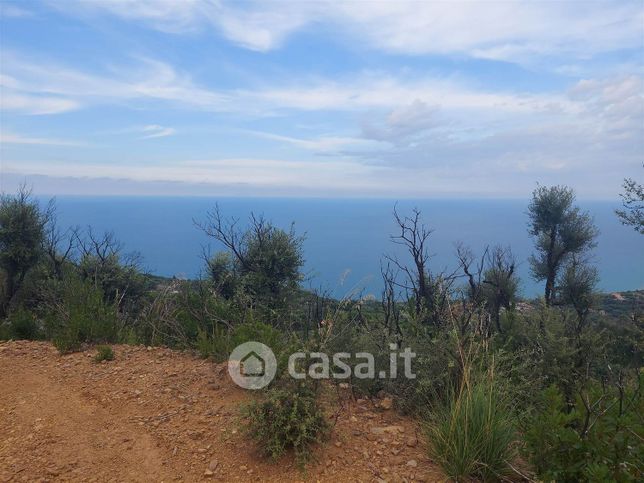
(242, 382, 329, 467)
(425, 368, 516, 481)
(3, 307, 41, 340)
(523, 381, 643, 482)
(50, 276, 119, 353)
(94, 345, 115, 362)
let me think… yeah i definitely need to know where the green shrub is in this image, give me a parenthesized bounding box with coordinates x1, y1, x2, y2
(94, 344, 115, 362)
(4, 307, 41, 340)
(523, 380, 643, 482)
(195, 325, 232, 360)
(242, 382, 329, 467)
(425, 368, 516, 481)
(51, 276, 119, 353)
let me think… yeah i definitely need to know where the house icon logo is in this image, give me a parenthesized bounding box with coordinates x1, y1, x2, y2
(228, 341, 277, 390)
(240, 351, 265, 377)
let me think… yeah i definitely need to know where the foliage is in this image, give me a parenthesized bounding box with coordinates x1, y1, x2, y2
(0, 186, 48, 313)
(616, 176, 644, 234)
(1, 306, 41, 340)
(242, 381, 329, 467)
(94, 344, 115, 362)
(523, 380, 643, 482)
(197, 206, 305, 323)
(425, 363, 516, 481)
(528, 185, 598, 306)
(50, 276, 119, 353)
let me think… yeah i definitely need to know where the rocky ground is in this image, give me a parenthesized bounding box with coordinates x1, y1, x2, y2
(0, 340, 443, 482)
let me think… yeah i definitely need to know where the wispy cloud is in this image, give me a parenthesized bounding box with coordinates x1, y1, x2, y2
(140, 124, 176, 139)
(0, 4, 33, 18)
(0, 131, 87, 146)
(245, 130, 376, 152)
(0, 52, 575, 118)
(52, 0, 644, 63)
(0, 52, 228, 114)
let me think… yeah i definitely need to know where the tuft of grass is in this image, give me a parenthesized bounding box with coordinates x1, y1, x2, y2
(94, 345, 115, 362)
(425, 364, 516, 481)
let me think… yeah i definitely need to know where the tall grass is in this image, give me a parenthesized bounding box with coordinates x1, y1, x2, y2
(425, 359, 516, 481)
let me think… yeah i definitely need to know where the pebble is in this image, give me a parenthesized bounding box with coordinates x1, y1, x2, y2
(406, 436, 418, 447)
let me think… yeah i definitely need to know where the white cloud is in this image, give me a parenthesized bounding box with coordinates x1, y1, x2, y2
(245, 130, 377, 152)
(0, 4, 33, 18)
(51, 0, 644, 62)
(0, 91, 81, 115)
(140, 125, 176, 139)
(0, 131, 87, 146)
(0, 52, 576, 118)
(0, 52, 228, 114)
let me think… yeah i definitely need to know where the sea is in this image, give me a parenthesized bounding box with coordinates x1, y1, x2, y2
(46, 197, 643, 299)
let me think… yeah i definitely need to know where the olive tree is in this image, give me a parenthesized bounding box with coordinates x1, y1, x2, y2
(196, 205, 305, 319)
(616, 177, 643, 234)
(0, 186, 48, 313)
(527, 185, 598, 306)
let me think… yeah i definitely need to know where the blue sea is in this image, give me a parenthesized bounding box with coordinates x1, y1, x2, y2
(48, 197, 643, 298)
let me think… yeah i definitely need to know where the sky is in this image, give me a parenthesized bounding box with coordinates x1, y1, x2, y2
(0, 0, 643, 198)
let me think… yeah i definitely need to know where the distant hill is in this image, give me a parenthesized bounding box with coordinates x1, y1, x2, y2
(597, 290, 644, 319)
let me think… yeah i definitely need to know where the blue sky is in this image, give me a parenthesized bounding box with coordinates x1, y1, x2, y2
(0, 0, 642, 198)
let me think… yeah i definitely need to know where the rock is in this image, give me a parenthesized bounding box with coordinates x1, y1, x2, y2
(371, 425, 404, 435)
(406, 436, 418, 447)
(406, 459, 418, 468)
(350, 416, 358, 422)
(334, 441, 342, 448)
(338, 382, 349, 389)
(208, 459, 219, 471)
(380, 397, 393, 410)
(239, 465, 247, 471)
(203, 469, 214, 477)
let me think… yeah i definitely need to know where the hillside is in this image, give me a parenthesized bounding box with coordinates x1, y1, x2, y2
(0, 340, 441, 482)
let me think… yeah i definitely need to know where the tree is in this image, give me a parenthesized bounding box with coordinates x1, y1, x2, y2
(385, 206, 455, 327)
(42, 200, 77, 280)
(616, 176, 644, 234)
(196, 205, 305, 317)
(528, 185, 598, 306)
(557, 255, 598, 339)
(76, 227, 146, 310)
(0, 186, 48, 313)
(455, 244, 518, 335)
(481, 246, 518, 334)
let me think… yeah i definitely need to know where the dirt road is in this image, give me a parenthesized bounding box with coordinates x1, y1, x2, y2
(0, 340, 440, 482)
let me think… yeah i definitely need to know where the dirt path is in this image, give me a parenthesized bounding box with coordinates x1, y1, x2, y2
(0, 341, 442, 482)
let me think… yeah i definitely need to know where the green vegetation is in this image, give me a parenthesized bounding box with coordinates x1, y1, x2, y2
(242, 381, 329, 467)
(94, 344, 115, 362)
(425, 364, 516, 481)
(1, 183, 642, 478)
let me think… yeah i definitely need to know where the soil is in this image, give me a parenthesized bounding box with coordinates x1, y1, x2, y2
(0, 340, 443, 482)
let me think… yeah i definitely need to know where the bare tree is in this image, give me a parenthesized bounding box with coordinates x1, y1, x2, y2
(384, 206, 455, 327)
(455, 243, 490, 336)
(42, 200, 78, 280)
(381, 261, 403, 345)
